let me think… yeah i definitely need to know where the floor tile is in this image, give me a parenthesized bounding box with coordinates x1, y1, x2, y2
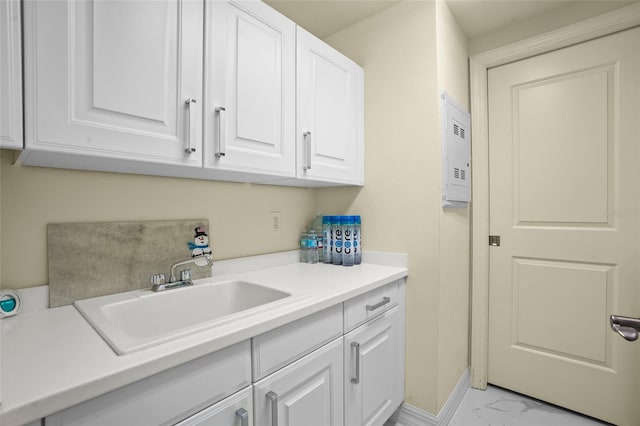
(449, 385, 610, 426)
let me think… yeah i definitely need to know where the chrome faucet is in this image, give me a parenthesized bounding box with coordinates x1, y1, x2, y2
(169, 254, 213, 283)
(151, 254, 213, 292)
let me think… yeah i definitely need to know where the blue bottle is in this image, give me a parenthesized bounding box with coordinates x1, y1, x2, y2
(342, 216, 355, 266)
(354, 215, 362, 265)
(322, 216, 332, 264)
(332, 216, 343, 265)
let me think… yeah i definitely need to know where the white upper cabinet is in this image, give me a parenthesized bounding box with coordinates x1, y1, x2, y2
(19, 0, 364, 186)
(0, 0, 23, 149)
(204, 0, 296, 180)
(296, 27, 364, 186)
(23, 0, 203, 167)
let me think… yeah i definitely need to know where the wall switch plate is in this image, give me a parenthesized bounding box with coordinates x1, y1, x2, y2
(270, 211, 281, 233)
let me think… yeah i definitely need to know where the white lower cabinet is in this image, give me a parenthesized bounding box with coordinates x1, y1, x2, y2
(176, 386, 253, 426)
(40, 281, 405, 426)
(253, 338, 344, 426)
(44, 341, 251, 426)
(344, 306, 403, 426)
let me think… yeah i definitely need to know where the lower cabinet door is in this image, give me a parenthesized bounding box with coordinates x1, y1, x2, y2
(176, 386, 253, 426)
(253, 337, 343, 426)
(344, 306, 402, 426)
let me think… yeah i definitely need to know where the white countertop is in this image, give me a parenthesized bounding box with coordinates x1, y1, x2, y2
(0, 253, 407, 426)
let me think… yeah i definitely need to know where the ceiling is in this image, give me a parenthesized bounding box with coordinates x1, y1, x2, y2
(265, 0, 635, 40)
(265, 0, 401, 39)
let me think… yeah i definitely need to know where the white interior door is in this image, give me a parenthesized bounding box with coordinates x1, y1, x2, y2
(488, 26, 640, 425)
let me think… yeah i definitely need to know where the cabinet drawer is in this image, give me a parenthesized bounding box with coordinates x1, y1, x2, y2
(45, 341, 251, 426)
(252, 304, 343, 381)
(175, 386, 253, 426)
(344, 280, 399, 332)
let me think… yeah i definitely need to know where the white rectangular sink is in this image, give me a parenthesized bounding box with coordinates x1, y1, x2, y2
(74, 281, 293, 355)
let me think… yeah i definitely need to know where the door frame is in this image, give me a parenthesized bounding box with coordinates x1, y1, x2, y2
(469, 2, 640, 389)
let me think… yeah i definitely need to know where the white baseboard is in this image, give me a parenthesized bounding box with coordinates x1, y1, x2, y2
(389, 368, 470, 426)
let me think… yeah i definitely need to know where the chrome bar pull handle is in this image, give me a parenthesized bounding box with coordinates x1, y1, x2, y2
(185, 98, 197, 154)
(351, 342, 360, 384)
(610, 314, 640, 342)
(266, 391, 278, 426)
(235, 408, 249, 426)
(215, 106, 226, 158)
(366, 296, 390, 312)
(303, 131, 311, 170)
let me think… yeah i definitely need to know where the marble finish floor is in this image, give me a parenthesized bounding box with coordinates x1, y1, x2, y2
(449, 385, 611, 426)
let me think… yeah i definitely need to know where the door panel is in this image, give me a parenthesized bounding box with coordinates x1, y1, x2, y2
(488, 26, 640, 425)
(92, 1, 170, 122)
(513, 258, 611, 364)
(515, 67, 610, 224)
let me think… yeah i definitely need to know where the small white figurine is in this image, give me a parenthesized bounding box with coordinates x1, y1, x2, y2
(188, 226, 212, 266)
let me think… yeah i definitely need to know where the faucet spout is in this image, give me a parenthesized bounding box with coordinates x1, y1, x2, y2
(169, 254, 213, 283)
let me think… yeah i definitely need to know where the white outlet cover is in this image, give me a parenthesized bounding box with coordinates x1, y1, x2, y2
(270, 211, 281, 233)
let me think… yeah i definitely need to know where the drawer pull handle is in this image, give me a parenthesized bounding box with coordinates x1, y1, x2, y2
(266, 391, 278, 426)
(235, 408, 249, 426)
(351, 342, 361, 384)
(366, 296, 391, 311)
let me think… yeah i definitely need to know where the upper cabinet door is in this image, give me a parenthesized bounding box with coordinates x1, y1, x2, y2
(23, 0, 203, 167)
(0, 0, 23, 149)
(204, 0, 296, 178)
(297, 27, 364, 185)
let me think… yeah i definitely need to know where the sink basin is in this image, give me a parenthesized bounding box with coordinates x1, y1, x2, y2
(74, 281, 292, 355)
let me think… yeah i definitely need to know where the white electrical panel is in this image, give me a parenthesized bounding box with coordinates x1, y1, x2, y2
(441, 91, 471, 208)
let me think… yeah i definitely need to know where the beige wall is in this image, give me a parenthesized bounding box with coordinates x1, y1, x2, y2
(320, 0, 470, 415)
(0, 150, 317, 289)
(435, 0, 470, 411)
(1, 0, 472, 416)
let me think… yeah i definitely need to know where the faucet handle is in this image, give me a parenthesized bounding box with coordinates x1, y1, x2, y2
(180, 269, 192, 281)
(151, 273, 166, 286)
